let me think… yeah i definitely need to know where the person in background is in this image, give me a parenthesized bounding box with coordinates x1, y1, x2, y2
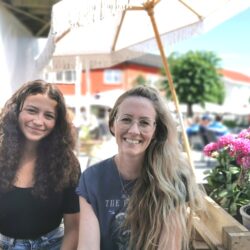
(186, 115, 201, 137)
(186, 115, 203, 150)
(199, 114, 213, 145)
(208, 114, 229, 137)
(0, 80, 80, 250)
(76, 85, 204, 250)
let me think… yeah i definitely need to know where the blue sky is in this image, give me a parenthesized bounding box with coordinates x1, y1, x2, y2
(166, 7, 250, 76)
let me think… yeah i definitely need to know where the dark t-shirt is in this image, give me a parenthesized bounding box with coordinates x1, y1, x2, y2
(76, 157, 134, 250)
(0, 185, 79, 239)
(76, 157, 188, 250)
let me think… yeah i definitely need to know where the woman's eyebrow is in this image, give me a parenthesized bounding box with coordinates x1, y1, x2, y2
(22, 104, 38, 110)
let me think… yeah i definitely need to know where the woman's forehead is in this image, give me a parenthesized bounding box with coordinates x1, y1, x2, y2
(22, 94, 57, 112)
(118, 96, 156, 117)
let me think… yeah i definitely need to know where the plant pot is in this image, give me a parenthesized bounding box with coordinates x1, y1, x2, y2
(240, 204, 250, 230)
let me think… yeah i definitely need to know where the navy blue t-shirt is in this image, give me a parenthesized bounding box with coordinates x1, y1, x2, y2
(76, 157, 134, 250)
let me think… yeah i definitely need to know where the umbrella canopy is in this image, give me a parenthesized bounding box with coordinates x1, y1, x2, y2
(39, 0, 250, 168)
(44, 0, 250, 71)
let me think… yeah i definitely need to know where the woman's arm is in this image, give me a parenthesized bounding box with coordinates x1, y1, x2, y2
(61, 213, 80, 250)
(77, 197, 100, 250)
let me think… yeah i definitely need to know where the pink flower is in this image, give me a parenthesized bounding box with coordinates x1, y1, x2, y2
(203, 126, 250, 175)
(231, 138, 250, 156)
(238, 129, 250, 139)
(217, 134, 235, 148)
(242, 156, 250, 169)
(203, 142, 219, 157)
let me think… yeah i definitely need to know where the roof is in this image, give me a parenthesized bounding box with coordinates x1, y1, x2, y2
(219, 69, 250, 84)
(127, 54, 163, 68)
(0, 0, 60, 37)
(128, 56, 250, 85)
(51, 53, 250, 85)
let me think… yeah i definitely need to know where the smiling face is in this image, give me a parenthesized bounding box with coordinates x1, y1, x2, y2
(111, 96, 156, 158)
(18, 94, 57, 144)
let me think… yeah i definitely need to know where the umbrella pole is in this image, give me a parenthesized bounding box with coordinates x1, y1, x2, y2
(145, 4, 194, 170)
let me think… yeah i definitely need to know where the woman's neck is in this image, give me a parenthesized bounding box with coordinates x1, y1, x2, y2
(114, 154, 142, 180)
(13, 142, 38, 187)
(23, 140, 39, 153)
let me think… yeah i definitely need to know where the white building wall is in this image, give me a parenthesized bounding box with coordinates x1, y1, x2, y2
(223, 77, 250, 113)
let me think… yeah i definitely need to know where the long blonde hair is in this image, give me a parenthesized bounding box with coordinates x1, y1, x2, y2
(109, 86, 205, 249)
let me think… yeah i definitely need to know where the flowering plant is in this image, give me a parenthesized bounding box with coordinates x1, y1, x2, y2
(203, 127, 250, 216)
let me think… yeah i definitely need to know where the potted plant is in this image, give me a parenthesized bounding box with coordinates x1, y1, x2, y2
(240, 204, 250, 230)
(203, 127, 250, 226)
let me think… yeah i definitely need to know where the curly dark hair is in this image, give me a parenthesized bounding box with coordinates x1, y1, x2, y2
(0, 79, 80, 198)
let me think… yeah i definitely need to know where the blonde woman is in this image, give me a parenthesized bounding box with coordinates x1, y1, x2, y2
(77, 85, 204, 250)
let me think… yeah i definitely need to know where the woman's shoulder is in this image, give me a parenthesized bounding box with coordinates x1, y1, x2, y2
(82, 157, 116, 178)
(77, 157, 118, 192)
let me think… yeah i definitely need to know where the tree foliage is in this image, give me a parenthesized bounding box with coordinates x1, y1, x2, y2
(132, 75, 147, 87)
(161, 51, 225, 116)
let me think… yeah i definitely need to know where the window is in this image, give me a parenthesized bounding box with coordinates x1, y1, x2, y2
(56, 72, 63, 81)
(43, 70, 77, 83)
(65, 70, 76, 82)
(104, 70, 122, 84)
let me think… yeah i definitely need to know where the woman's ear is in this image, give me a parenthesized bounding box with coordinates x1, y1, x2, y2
(110, 123, 115, 135)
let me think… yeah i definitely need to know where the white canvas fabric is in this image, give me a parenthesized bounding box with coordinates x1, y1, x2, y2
(38, 0, 250, 71)
(0, 5, 42, 107)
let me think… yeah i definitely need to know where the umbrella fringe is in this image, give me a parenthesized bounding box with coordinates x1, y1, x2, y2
(131, 21, 203, 53)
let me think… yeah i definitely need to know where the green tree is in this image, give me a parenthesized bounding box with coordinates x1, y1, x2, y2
(132, 75, 147, 87)
(161, 51, 225, 117)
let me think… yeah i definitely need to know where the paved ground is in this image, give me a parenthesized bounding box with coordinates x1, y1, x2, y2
(191, 150, 216, 183)
(77, 138, 216, 184)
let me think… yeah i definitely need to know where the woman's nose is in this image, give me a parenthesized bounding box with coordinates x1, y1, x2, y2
(32, 114, 44, 125)
(128, 121, 140, 133)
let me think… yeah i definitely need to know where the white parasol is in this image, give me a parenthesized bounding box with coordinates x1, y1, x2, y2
(38, 0, 250, 168)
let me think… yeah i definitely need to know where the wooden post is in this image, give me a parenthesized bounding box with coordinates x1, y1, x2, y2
(223, 226, 250, 250)
(145, 1, 194, 171)
(193, 196, 250, 249)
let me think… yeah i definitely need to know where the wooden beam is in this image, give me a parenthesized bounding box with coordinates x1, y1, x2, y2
(193, 196, 249, 249)
(0, 1, 46, 23)
(36, 21, 50, 36)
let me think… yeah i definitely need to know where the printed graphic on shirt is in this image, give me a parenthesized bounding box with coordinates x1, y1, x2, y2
(113, 212, 130, 250)
(105, 194, 129, 215)
(105, 195, 130, 249)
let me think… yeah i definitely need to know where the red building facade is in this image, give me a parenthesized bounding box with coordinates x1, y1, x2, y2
(55, 62, 161, 97)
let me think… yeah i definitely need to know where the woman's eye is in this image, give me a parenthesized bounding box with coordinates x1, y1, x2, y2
(140, 120, 150, 127)
(25, 108, 36, 114)
(121, 118, 131, 123)
(45, 114, 55, 120)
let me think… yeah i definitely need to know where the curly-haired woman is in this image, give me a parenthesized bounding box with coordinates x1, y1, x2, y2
(0, 79, 80, 250)
(76, 85, 205, 250)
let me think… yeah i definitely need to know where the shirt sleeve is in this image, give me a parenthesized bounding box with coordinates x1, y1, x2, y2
(76, 171, 90, 203)
(63, 186, 80, 213)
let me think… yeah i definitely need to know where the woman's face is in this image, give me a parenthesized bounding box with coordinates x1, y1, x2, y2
(18, 94, 57, 143)
(111, 96, 156, 158)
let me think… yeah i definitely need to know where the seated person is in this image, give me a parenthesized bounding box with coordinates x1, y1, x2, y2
(186, 115, 201, 137)
(208, 114, 229, 137)
(199, 114, 215, 145)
